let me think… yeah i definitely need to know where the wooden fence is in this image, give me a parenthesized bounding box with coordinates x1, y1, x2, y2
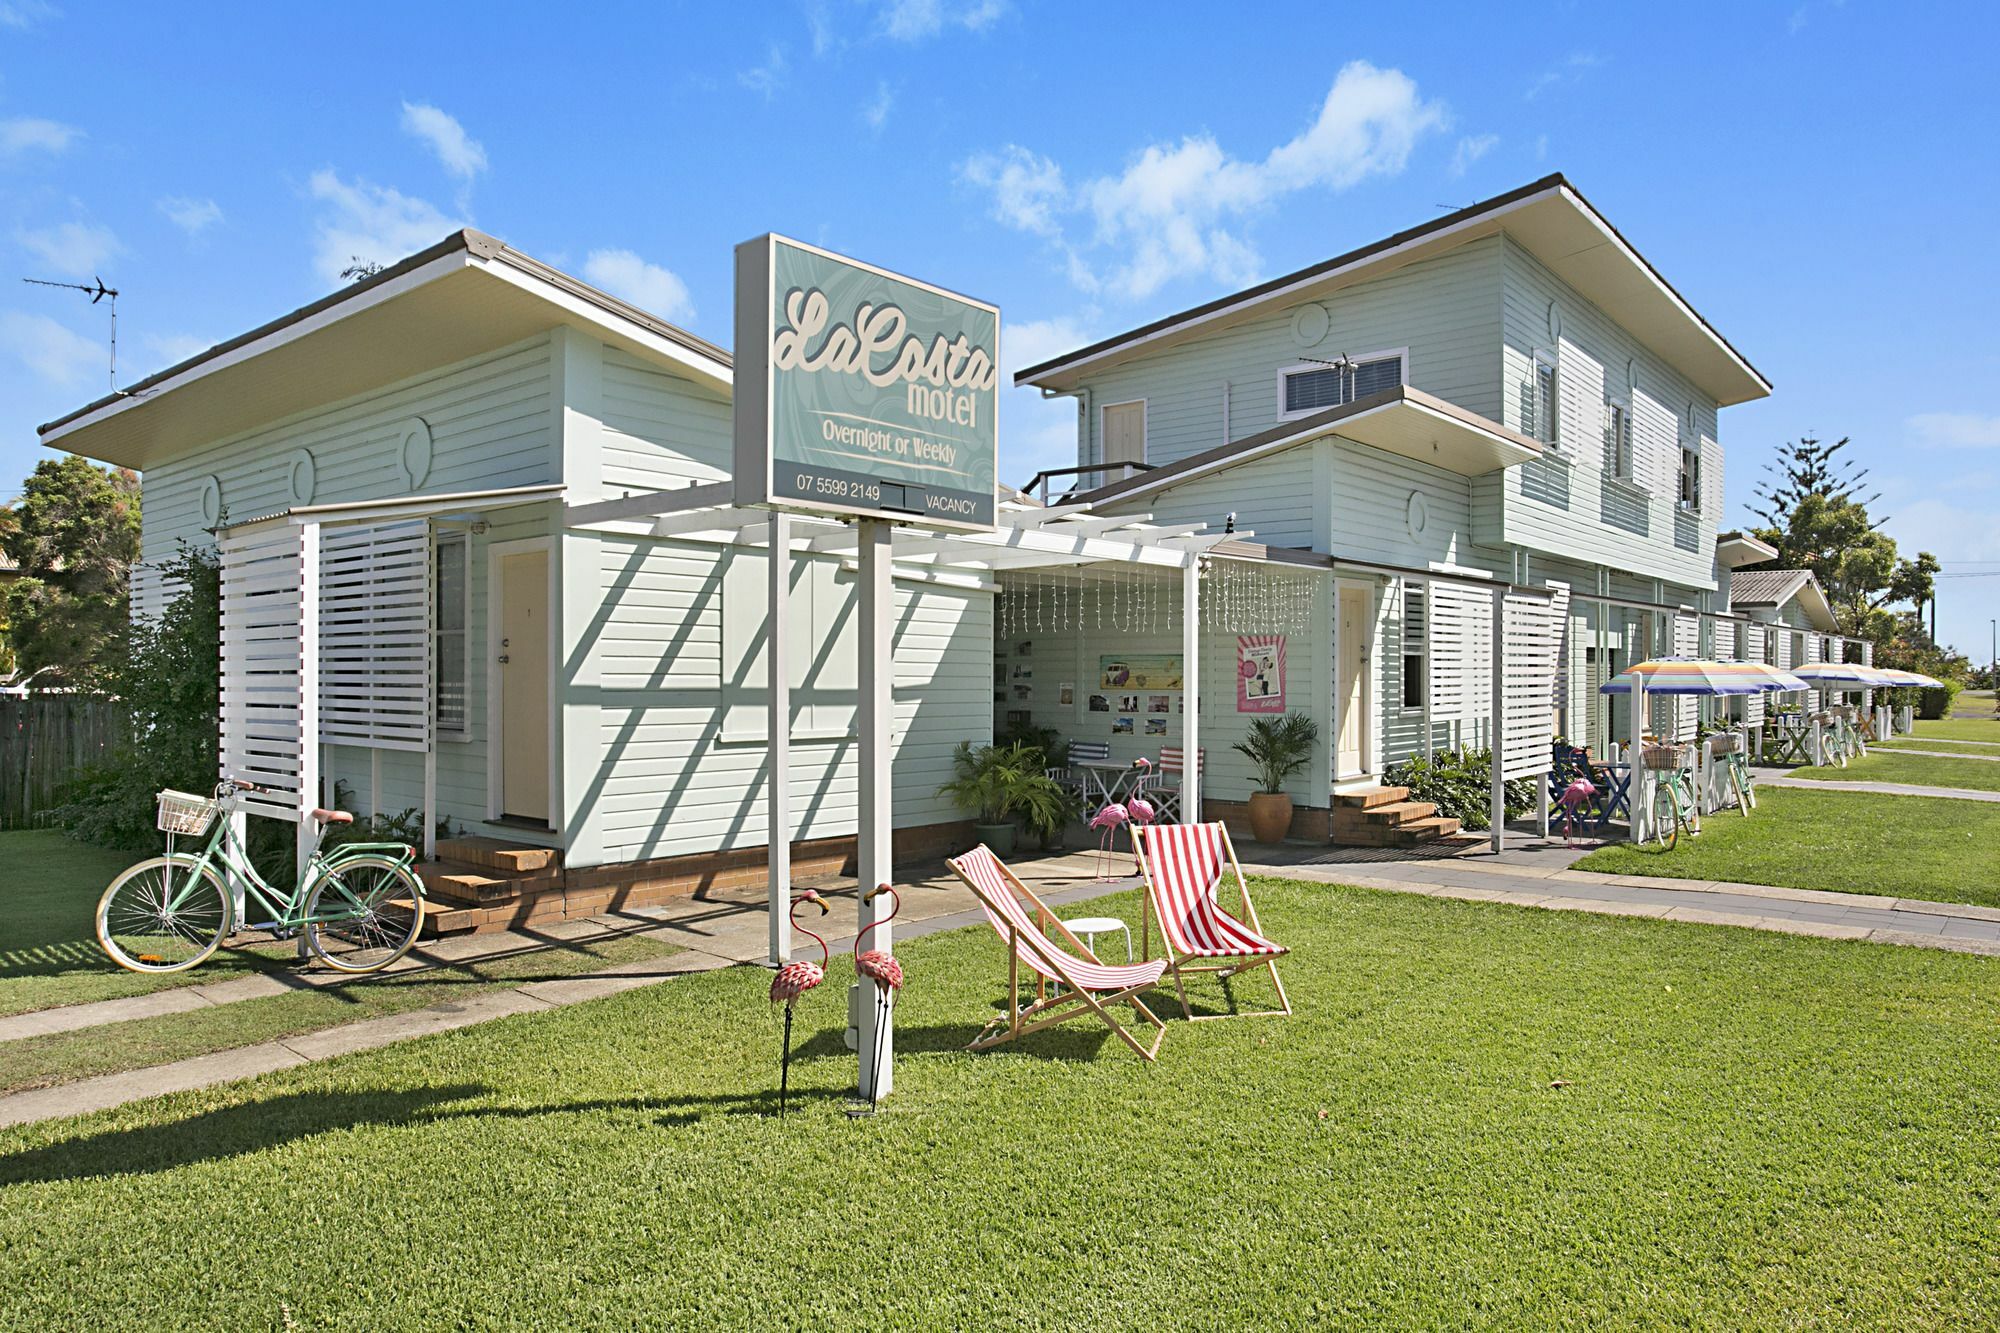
(0, 696, 126, 829)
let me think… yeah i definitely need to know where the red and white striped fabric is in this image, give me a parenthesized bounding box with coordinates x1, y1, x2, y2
(950, 846, 1167, 992)
(1139, 823, 1284, 959)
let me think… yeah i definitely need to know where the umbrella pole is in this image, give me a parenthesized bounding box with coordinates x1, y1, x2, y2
(1630, 678, 1648, 844)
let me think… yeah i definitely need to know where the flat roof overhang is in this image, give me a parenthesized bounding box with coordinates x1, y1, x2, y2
(1078, 385, 1540, 508)
(37, 231, 732, 473)
(1716, 530, 1780, 569)
(1018, 176, 1771, 408)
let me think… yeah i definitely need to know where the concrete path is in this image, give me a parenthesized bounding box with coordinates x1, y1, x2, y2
(1758, 772, 2000, 803)
(0, 850, 1135, 1130)
(1238, 838, 2000, 957)
(1870, 745, 2000, 762)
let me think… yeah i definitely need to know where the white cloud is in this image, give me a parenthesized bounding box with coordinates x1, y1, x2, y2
(862, 80, 895, 132)
(0, 1, 58, 30)
(739, 44, 787, 98)
(141, 331, 213, 369)
(962, 61, 1447, 300)
(0, 116, 82, 156)
(1450, 133, 1499, 177)
(15, 221, 121, 278)
(400, 102, 488, 182)
(157, 195, 223, 236)
(582, 248, 694, 323)
(880, 0, 1005, 41)
(306, 169, 460, 285)
(1526, 51, 1606, 101)
(0, 310, 104, 388)
(1909, 412, 2000, 449)
(1002, 315, 1096, 485)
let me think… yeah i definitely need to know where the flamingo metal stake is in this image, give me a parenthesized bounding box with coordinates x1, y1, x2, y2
(769, 889, 830, 1118)
(852, 883, 904, 1108)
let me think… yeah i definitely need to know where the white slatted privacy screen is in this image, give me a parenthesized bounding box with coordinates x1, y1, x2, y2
(1740, 623, 1765, 727)
(219, 520, 312, 822)
(1427, 582, 1492, 747)
(1545, 582, 1571, 709)
(1500, 591, 1559, 781)
(318, 520, 433, 752)
(1673, 613, 1700, 739)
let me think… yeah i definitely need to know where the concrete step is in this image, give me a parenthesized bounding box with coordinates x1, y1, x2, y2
(418, 859, 564, 906)
(1331, 786, 1410, 810)
(1332, 815, 1463, 848)
(433, 836, 559, 874)
(1332, 799, 1438, 827)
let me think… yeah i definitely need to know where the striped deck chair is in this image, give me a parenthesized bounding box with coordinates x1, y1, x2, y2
(1132, 822, 1290, 1021)
(947, 845, 1168, 1062)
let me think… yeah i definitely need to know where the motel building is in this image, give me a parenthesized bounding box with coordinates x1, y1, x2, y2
(34, 175, 1879, 940)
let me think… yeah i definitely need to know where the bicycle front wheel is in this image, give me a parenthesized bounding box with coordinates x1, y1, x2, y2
(1649, 782, 1680, 852)
(302, 855, 425, 973)
(97, 855, 232, 973)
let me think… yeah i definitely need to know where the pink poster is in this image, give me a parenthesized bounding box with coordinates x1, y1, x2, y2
(1237, 635, 1286, 712)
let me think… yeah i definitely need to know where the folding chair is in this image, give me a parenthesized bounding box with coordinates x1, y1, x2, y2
(1132, 822, 1290, 1021)
(947, 846, 1168, 1062)
(1148, 746, 1204, 823)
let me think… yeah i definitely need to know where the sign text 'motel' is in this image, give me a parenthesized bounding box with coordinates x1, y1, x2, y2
(733, 234, 999, 531)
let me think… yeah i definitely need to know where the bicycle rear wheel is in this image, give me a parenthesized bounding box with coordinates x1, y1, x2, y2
(97, 855, 231, 973)
(1649, 782, 1680, 851)
(302, 855, 425, 974)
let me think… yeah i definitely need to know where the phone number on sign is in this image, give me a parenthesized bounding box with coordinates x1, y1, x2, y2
(791, 470, 883, 504)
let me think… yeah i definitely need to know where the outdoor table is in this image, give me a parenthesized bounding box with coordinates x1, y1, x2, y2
(1064, 915, 1133, 963)
(1766, 716, 1812, 765)
(1075, 759, 1141, 807)
(1589, 762, 1632, 830)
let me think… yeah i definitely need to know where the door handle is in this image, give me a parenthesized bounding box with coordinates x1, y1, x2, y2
(498, 655, 510, 664)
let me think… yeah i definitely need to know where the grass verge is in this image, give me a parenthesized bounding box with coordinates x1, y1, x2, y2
(0, 931, 679, 1096)
(1875, 737, 2000, 758)
(0, 880, 1995, 1328)
(1789, 750, 2000, 793)
(1912, 717, 2000, 744)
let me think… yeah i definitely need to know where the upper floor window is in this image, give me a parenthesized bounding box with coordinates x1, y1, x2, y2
(1530, 350, 1560, 447)
(1101, 400, 1146, 473)
(1602, 400, 1633, 480)
(1678, 444, 1702, 511)
(1278, 350, 1405, 419)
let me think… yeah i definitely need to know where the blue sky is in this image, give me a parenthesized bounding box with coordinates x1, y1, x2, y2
(2, 1, 1997, 654)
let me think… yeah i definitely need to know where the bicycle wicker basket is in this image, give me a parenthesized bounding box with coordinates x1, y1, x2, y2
(1640, 743, 1694, 771)
(156, 789, 220, 837)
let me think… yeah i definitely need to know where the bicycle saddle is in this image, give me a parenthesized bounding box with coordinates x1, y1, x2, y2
(310, 808, 356, 825)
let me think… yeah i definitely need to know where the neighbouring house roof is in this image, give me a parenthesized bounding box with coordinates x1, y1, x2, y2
(1729, 567, 1840, 632)
(38, 230, 733, 472)
(1072, 384, 1541, 508)
(1015, 173, 1772, 408)
(1715, 530, 1779, 569)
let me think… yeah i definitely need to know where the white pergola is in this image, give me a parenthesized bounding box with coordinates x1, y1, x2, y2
(562, 484, 1251, 1103)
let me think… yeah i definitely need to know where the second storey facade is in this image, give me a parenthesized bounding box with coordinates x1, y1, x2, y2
(1020, 175, 1771, 766)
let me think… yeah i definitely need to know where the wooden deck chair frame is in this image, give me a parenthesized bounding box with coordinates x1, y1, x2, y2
(947, 849, 1167, 1063)
(1133, 822, 1292, 1022)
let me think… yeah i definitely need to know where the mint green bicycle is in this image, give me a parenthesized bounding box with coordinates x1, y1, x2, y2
(1645, 750, 1702, 852)
(95, 778, 426, 975)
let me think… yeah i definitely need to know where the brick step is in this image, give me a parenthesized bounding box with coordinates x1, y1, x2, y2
(1330, 786, 1410, 810)
(1331, 799, 1438, 827)
(433, 836, 560, 874)
(1332, 816, 1463, 848)
(418, 858, 565, 906)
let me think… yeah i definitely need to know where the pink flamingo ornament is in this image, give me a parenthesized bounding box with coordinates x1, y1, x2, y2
(852, 883, 903, 1107)
(769, 889, 831, 1118)
(1089, 801, 1130, 880)
(1559, 777, 1598, 849)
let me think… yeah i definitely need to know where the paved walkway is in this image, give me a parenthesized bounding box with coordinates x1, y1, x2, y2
(1757, 771, 2000, 803)
(1870, 744, 2000, 762)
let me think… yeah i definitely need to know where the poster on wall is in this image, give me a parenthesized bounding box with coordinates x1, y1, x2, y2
(1098, 654, 1183, 691)
(1237, 635, 1286, 712)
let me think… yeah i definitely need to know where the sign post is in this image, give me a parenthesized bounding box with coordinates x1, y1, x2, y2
(734, 234, 999, 1106)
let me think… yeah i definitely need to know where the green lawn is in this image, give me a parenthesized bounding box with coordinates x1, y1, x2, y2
(0, 830, 301, 1017)
(2, 882, 1996, 1328)
(1789, 750, 2000, 793)
(1912, 716, 2000, 744)
(0, 931, 679, 1096)
(1876, 736, 2000, 758)
(1573, 786, 2000, 905)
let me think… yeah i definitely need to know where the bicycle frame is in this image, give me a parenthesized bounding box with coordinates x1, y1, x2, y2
(163, 794, 416, 932)
(1655, 767, 1701, 838)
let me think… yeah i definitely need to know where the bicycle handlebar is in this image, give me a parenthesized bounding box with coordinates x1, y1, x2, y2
(218, 776, 270, 795)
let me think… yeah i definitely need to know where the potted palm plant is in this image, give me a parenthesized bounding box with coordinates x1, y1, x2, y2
(940, 740, 1069, 856)
(1232, 712, 1320, 844)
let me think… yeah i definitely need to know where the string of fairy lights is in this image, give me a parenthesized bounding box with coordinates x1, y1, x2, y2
(993, 559, 1319, 638)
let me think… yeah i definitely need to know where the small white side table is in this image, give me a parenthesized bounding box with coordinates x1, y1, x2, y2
(1062, 915, 1132, 963)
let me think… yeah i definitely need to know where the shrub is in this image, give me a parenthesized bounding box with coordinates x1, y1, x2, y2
(1918, 681, 1961, 720)
(1232, 712, 1320, 794)
(1383, 746, 1537, 832)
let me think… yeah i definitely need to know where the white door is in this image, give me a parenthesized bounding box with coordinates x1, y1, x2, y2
(1102, 401, 1145, 475)
(1336, 585, 1371, 777)
(498, 549, 550, 822)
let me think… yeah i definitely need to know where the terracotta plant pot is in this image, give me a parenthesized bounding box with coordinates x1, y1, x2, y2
(1246, 791, 1294, 844)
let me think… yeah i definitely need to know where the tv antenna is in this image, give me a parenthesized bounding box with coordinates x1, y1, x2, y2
(22, 275, 121, 391)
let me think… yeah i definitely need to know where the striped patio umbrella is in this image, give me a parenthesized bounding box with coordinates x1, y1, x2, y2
(1871, 667, 1945, 688)
(1792, 662, 1896, 688)
(1597, 657, 1809, 696)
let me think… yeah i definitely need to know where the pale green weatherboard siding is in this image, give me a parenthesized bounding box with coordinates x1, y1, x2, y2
(1077, 238, 1506, 471)
(599, 346, 734, 491)
(1482, 236, 1723, 589)
(137, 333, 560, 838)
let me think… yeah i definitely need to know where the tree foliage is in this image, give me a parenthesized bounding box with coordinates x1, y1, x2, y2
(1745, 437, 1935, 639)
(0, 455, 141, 687)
